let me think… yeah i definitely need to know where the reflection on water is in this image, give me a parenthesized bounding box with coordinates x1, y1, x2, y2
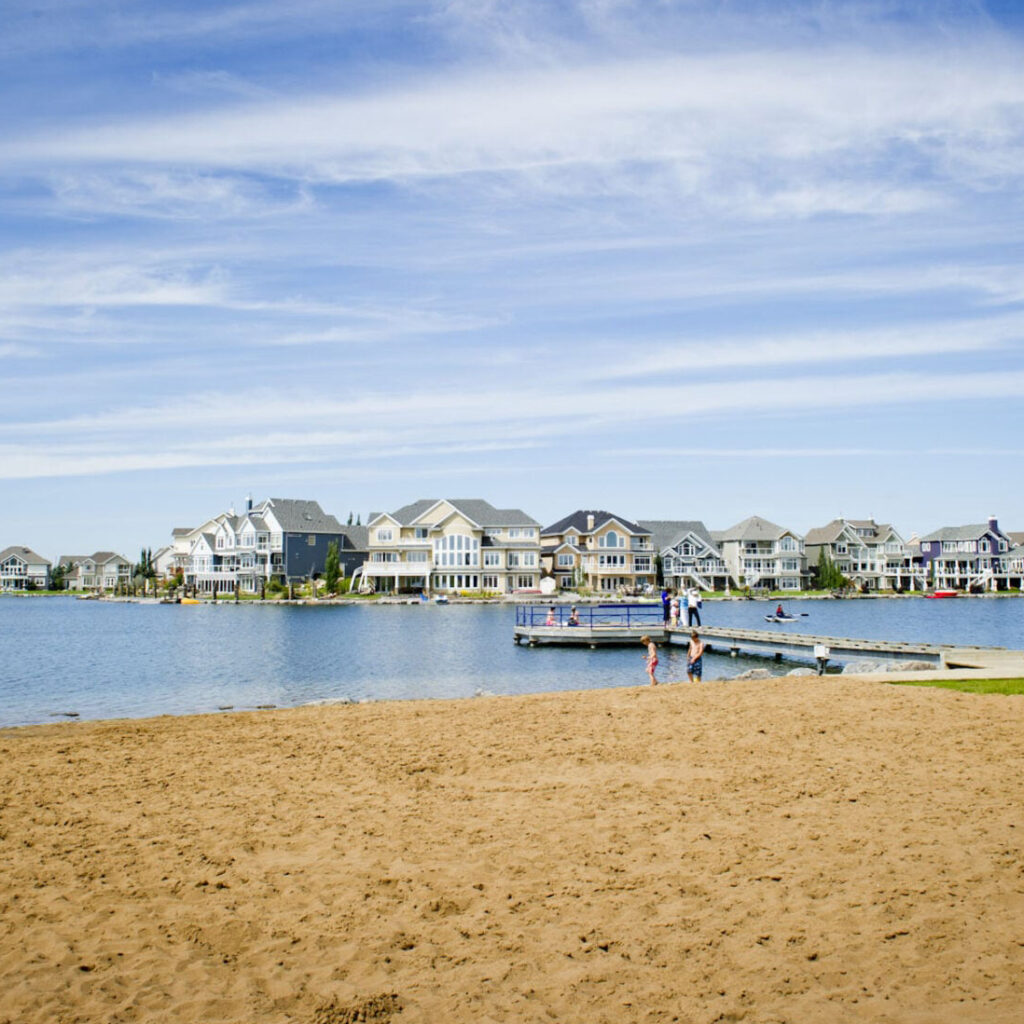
(1, 596, 1021, 727)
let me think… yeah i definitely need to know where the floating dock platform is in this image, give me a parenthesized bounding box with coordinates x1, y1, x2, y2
(513, 603, 1021, 672)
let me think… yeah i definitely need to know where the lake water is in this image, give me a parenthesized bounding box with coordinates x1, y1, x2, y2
(2, 596, 1022, 728)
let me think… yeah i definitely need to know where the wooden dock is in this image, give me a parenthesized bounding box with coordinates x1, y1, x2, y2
(682, 625, 1004, 670)
(513, 604, 1022, 672)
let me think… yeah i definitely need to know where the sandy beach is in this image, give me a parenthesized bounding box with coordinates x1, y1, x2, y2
(1, 676, 1022, 1024)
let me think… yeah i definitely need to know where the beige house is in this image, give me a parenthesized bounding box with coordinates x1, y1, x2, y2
(541, 510, 654, 593)
(713, 516, 806, 591)
(358, 499, 541, 595)
(57, 551, 133, 592)
(804, 518, 921, 591)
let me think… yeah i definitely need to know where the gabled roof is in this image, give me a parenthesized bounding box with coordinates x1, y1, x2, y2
(57, 554, 87, 568)
(341, 525, 369, 551)
(388, 498, 539, 529)
(261, 498, 345, 534)
(1009, 531, 1024, 547)
(542, 509, 646, 537)
(805, 519, 863, 546)
(716, 516, 798, 542)
(0, 545, 50, 566)
(920, 524, 1000, 542)
(638, 520, 717, 554)
(171, 527, 193, 538)
(90, 551, 129, 565)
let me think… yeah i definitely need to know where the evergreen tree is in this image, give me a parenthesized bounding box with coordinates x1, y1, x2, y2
(347, 512, 353, 526)
(324, 540, 340, 594)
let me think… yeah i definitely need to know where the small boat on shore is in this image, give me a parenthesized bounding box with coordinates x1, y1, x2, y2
(926, 590, 959, 599)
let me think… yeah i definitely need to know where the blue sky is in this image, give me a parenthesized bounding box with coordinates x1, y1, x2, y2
(2, 0, 1023, 557)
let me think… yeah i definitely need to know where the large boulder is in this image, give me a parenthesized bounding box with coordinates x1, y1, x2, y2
(732, 668, 773, 680)
(842, 659, 888, 675)
(787, 668, 816, 677)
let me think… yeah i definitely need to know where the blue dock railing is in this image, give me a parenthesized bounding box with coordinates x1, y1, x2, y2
(515, 603, 665, 629)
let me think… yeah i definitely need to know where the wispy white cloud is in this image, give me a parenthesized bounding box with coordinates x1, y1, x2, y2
(3, 367, 1023, 480)
(8, 45, 1024, 215)
(581, 316, 1024, 380)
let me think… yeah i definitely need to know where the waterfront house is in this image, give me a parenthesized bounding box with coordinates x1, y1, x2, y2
(358, 499, 541, 595)
(918, 516, 1011, 591)
(0, 546, 51, 591)
(541, 511, 654, 594)
(182, 497, 366, 594)
(57, 552, 133, 593)
(713, 516, 806, 591)
(1004, 543, 1024, 590)
(639, 520, 729, 592)
(804, 518, 922, 591)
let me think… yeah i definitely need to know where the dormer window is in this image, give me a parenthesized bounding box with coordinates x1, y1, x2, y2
(599, 530, 623, 548)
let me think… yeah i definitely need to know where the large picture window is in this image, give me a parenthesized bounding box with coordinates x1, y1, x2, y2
(434, 533, 480, 568)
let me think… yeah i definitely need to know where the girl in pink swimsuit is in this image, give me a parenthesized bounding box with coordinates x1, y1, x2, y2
(641, 635, 659, 686)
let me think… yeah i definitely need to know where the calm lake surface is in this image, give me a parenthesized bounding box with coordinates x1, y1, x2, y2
(2, 596, 1022, 728)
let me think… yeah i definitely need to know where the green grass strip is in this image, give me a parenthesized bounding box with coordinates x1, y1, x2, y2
(887, 677, 1024, 695)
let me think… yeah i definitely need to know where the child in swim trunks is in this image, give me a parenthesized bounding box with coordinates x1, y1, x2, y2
(687, 630, 705, 682)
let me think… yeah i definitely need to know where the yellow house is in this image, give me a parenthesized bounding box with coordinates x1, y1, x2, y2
(359, 499, 541, 595)
(541, 510, 655, 593)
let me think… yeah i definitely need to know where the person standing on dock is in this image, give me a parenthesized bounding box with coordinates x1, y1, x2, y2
(670, 594, 680, 627)
(661, 588, 671, 625)
(687, 587, 702, 626)
(641, 635, 659, 686)
(687, 631, 705, 683)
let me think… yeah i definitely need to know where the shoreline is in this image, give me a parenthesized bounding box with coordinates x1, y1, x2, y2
(2, 678, 1022, 1023)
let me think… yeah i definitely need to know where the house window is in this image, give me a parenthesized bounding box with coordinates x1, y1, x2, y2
(507, 553, 520, 568)
(599, 531, 623, 548)
(516, 575, 534, 589)
(482, 575, 499, 589)
(407, 551, 428, 563)
(307, 534, 316, 546)
(521, 552, 537, 567)
(780, 536, 798, 551)
(377, 528, 393, 542)
(634, 556, 652, 571)
(216, 535, 224, 549)
(415, 527, 428, 539)
(434, 533, 479, 568)
(509, 528, 535, 539)
(483, 551, 501, 567)
(557, 553, 574, 567)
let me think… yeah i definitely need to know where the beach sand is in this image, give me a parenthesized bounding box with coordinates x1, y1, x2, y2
(1, 677, 1022, 1024)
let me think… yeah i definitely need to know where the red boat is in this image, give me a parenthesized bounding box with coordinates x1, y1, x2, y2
(926, 589, 959, 599)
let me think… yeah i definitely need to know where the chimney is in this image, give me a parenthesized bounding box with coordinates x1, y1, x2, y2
(988, 514, 998, 532)
(586, 513, 595, 532)
(246, 494, 253, 512)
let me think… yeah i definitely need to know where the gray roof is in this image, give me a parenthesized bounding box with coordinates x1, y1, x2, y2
(638, 520, 717, 554)
(920, 523, 1001, 543)
(263, 498, 345, 534)
(804, 518, 894, 546)
(171, 527, 193, 538)
(384, 499, 539, 529)
(715, 516, 798, 542)
(341, 525, 369, 551)
(1009, 531, 1024, 547)
(542, 509, 647, 537)
(57, 554, 87, 567)
(0, 545, 50, 566)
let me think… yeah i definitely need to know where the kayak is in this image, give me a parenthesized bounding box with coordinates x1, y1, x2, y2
(926, 590, 958, 599)
(765, 614, 799, 623)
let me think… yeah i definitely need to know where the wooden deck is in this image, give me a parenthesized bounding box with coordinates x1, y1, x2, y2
(513, 604, 1023, 672)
